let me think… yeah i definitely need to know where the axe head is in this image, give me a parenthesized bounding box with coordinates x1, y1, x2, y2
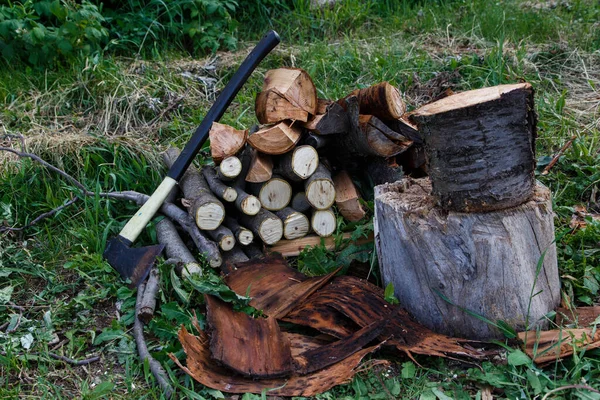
(103, 236, 164, 288)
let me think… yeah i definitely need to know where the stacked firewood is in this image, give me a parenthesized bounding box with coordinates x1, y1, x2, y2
(162, 67, 419, 262)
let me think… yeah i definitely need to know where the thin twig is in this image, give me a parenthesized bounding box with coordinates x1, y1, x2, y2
(541, 134, 577, 175)
(1, 133, 26, 151)
(47, 352, 101, 366)
(541, 384, 600, 400)
(1, 197, 79, 233)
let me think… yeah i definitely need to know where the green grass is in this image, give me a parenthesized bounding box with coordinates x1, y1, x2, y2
(1, 0, 600, 398)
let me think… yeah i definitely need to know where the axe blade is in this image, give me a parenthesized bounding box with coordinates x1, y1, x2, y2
(103, 236, 164, 288)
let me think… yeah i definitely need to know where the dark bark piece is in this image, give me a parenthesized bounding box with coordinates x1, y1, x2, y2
(291, 192, 311, 213)
(302, 102, 350, 135)
(311, 208, 336, 237)
(275, 207, 310, 240)
(248, 175, 292, 211)
(283, 332, 333, 359)
(358, 115, 412, 157)
(172, 326, 380, 397)
(263, 68, 318, 115)
(209, 122, 247, 164)
(410, 83, 537, 212)
(282, 296, 359, 338)
(276, 145, 319, 182)
(397, 145, 427, 175)
(256, 89, 309, 124)
(305, 163, 336, 210)
(245, 149, 273, 183)
(366, 156, 403, 186)
(223, 255, 340, 319)
(384, 115, 422, 144)
(247, 122, 302, 155)
(205, 225, 235, 251)
(223, 216, 254, 245)
(333, 171, 366, 222)
(201, 167, 237, 202)
(239, 208, 283, 245)
(220, 246, 250, 275)
(555, 306, 600, 327)
(303, 132, 332, 149)
(340, 82, 406, 120)
(205, 295, 293, 378)
(162, 147, 225, 230)
(374, 178, 560, 339)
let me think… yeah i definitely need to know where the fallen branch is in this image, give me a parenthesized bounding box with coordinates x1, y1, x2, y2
(135, 282, 174, 398)
(541, 134, 577, 175)
(138, 266, 160, 324)
(0, 351, 100, 366)
(0, 197, 79, 233)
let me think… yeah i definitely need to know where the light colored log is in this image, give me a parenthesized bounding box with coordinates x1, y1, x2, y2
(255, 89, 309, 124)
(239, 209, 283, 245)
(263, 68, 317, 115)
(247, 122, 302, 155)
(156, 218, 204, 276)
(209, 122, 247, 164)
(333, 170, 366, 222)
(217, 155, 242, 181)
(305, 163, 336, 210)
(234, 187, 261, 216)
(311, 208, 336, 237)
(206, 225, 236, 251)
(223, 216, 254, 246)
(268, 232, 374, 257)
(275, 207, 309, 240)
(248, 176, 292, 211)
(374, 178, 561, 340)
(277, 145, 319, 181)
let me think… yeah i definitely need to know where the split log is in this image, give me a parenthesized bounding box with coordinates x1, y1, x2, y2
(263, 68, 317, 115)
(333, 171, 366, 222)
(217, 155, 242, 181)
(311, 208, 336, 237)
(276, 145, 319, 182)
(384, 115, 422, 144)
(209, 122, 247, 164)
(163, 148, 225, 230)
(358, 115, 412, 157)
(268, 232, 374, 257)
(245, 149, 273, 183)
(275, 207, 310, 240)
(247, 122, 302, 155)
(248, 176, 292, 211)
(201, 167, 237, 203)
(239, 208, 283, 245)
(340, 82, 406, 120)
(374, 178, 560, 339)
(291, 192, 312, 213)
(305, 163, 336, 210)
(223, 216, 254, 246)
(256, 89, 309, 124)
(206, 225, 235, 251)
(410, 83, 536, 212)
(302, 102, 349, 135)
(156, 218, 204, 276)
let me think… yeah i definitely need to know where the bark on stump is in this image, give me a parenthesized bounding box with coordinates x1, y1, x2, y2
(374, 178, 560, 339)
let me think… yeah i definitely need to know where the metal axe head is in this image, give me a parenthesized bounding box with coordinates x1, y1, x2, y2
(103, 236, 164, 288)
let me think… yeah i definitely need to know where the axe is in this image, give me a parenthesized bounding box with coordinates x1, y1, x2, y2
(103, 31, 280, 287)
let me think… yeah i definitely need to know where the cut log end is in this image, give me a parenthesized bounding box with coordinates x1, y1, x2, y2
(291, 145, 319, 179)
(258, 178, 292, 211)
(240, 195, 261, 216)
(237, 228, 254, 246)
(311, 209, 336, 237)
(219, 236, 235, 251)
(258, 217, 284, 245)
(219, 156, 243, 180)
(195, 203, 225, 231)
(281, 212, 310, 240)
(306, 179, 336, 210)
(222, 187, 238, 202)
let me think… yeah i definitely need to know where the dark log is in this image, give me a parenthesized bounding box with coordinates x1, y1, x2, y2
(305, 163, 336, 210)
(291, 191, 311, 213)
(138, 266, 159, 324)
(221, 246, 250, 275)
(374, 178, 560, 339)
(365, 156, 404, 186)
(275, 207, 310, 240)
(206, 225, 235, 251)
(358, 115, 412, 157)
(201, 166, 237, 203)
(410, 83, 537, 212)
(302, 102, 349, 135)
(208, 122, 247, 164)
(223, 216, 254, 245)
(239, 208, 283, 245)
(242, 242, 264, 259)
(303, 132, 332, 149)
(156, 218, 205, 275)
(162, 147, 225, 230)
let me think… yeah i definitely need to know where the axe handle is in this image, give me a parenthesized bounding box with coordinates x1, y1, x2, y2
(116, 31, 281, 245)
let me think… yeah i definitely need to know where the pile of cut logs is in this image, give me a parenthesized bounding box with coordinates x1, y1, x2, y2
(162, 67, 420, 260)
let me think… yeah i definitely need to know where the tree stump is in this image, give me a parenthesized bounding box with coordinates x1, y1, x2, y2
(374, 178, 560, 339)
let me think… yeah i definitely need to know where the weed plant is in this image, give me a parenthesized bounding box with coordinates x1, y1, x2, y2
(1, 0, 600, 398)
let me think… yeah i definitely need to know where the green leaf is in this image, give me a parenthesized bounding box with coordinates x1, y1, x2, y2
(160, 302, 189, 324)
(526, 369, 542, 394)
(93, 328, 127, 345)
(0, 286, 13, 304)
(88, 381, 115, 399)
(171, 268, 191, 304)
(401, 361, 416, 379)
(32, 26, 45, 41)
(431, 388, 453, 400)
(384, 282, 399, 305)
(507, 349, 531, 366)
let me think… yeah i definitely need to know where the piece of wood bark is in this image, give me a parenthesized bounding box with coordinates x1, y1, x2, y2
(255, 89, 309, 124)
(519, 328, 600, 364)
(156, 218, 205, 276)
(201, 166, 237, 202)
(248, 176, 292, 211)
(223, 216, 254, 246)
(340, 82, 406, 120)
(247, 122, 302, 155)
(205, 295, 293, 378)
(138, 266, 159, 324)
(291, 191, 311, 213)
(303, 132, 331, 149)
(217, 155, 242, 181)
(172, 325, 380, 397)
(302, 102, 349, 135)
(162, 147, 225, 230)
(410, 82, 536, 212)
(374, 178, 560, 339)
(366, 156, 404, 186)
(245, 149, 273, 183)
(263, 68, 318, 115)
(333, 171, 366, 222)
(276, 145, 319, 182)
(209, 122, 247, 164)
(275, 207, 310, 240)
(305, 163, 336, 210)
(555, 306, 600, 327)
(268, 232, 374, 257)
(239, 208, 283, 245)
(206, 225, 235, 251)
(384, 115, 422, 144)
(311, 208, 336, 237)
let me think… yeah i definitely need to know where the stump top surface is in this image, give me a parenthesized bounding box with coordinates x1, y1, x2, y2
(411, 83, 532, 117)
